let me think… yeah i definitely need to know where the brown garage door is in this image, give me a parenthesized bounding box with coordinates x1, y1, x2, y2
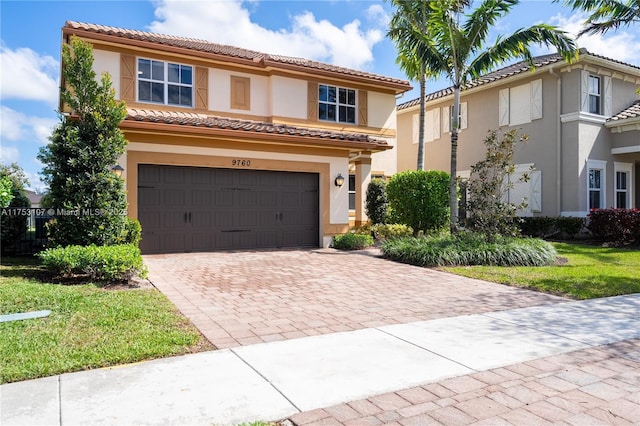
(138, 165, 319, 254)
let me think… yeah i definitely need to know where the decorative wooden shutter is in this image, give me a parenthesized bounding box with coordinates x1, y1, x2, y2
(307, 81, 318, 121)
(433, 107, 440, 139)
(530, 79, 542, 120)
(603, 76, 612, 116)
(499, 89, 509, 126)
(358, 90, 368, 127)
(424, 110, 434, 142)
(530, 170, 542, 213)
(195, 67, 209, 110)
(443, 106, 450, 133)
(580, 70, 590, 112)
(120, 54, 136, 102)
(412, 114, 419, 144)
(460, 102, 468, 130)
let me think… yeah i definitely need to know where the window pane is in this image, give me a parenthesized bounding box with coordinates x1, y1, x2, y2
(138, 59, 151, 79)
(319, 85, 328, 102)
(326, 104, 336, 121)
(328, 86, 336, 103)
(338, 88, 347, 104)
(168, 63, 180, 83)
(319, 103, 328, 120)
(339, 105, 346, 122)
(180, 86, 192, 106)
(138, 81, 151, 101)
(617, 192, 627, 209)
(617, 171, 627, 190)
(589, 75, 600, 94)
(346, 106, 355, 123)
(347, 89, 355, 105)
(349, 175, 355, 190)
(589, 190, 601, 209)
(152, 61, 164, 81)
(589, 169, 601, 189)
(589, 95, 600, 114)
(151, 82, 164, 103)
(168, 84, 179, 105)
(348, 193, 355, 210)
(181, 66, 192, 85)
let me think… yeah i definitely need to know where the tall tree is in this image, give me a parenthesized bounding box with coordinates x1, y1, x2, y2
(38, 36, 128, 247)
(416, 0, 577, 232)
(563, 0, 640, 35)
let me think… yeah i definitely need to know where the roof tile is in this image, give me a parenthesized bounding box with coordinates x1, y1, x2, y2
(607, 100, 640, 122)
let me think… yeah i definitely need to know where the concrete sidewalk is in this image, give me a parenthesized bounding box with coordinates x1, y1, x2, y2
(2, 294, 639, 426)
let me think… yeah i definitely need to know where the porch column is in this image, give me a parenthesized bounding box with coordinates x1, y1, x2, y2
(354, 155, 372, 226)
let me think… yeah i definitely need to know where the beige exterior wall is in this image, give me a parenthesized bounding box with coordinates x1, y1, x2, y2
(271, 76, 307, 119)
(209, 68, 270, 116)
(93, 49, 121, 99)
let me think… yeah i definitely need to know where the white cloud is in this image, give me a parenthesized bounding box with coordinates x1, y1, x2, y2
(549, 13, 640, 63)
(0, 44, 59, 105)
(366, 4, 390, 28)
(149, 0, 384, 70)
(0, 106, 57, 145)
(24, 170, 47, 193)
(0, 145, 19, 164)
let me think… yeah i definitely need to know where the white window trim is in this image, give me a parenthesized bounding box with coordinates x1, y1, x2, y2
(137, 58, 193, 107)
(318, 84, 357, 124)
(614, 162, 633, 209)
(587, 159, 607, 211)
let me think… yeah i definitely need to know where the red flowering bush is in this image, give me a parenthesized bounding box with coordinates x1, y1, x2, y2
(587, 208, 640, 244)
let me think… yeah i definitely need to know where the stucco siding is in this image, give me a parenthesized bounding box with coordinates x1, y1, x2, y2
(271, 76, 307, 120)
(92, 49, 121, 99)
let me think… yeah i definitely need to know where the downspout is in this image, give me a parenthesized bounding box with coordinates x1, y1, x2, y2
(550, 68, 562, 216)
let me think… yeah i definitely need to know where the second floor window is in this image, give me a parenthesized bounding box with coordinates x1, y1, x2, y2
(589, 168, 603, 209)
(138, 59, 193, 107)
(588, 75, 601, 115)
(319, 84, 356, 124)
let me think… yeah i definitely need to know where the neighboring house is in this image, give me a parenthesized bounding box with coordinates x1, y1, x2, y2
(397, 49, 640, 218)
(61, 21, 410, 253)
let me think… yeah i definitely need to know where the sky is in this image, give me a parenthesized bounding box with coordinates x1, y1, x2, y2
(1, 0, 639, 192)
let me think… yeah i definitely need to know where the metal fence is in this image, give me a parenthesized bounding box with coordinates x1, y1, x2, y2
(1, 208, 52, 256)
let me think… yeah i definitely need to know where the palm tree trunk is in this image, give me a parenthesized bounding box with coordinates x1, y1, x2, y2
(417, 70, 426, 171)
(449, 85, 461, 232)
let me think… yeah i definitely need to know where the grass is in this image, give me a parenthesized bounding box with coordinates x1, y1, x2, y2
(442, 242, 640, 299)
(0, 257, 213, 384)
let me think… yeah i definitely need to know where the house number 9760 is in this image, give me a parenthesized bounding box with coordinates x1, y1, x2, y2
(232, 159, 252, 167)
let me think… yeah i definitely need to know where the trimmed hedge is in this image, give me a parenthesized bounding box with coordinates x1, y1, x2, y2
(371, 223, 413, 241)
(520, 216, 585, 239)
(587, 208, 640, 244)
(381, 233, 557, 267)
(365, 178, 388, 225)
(38, 244, 147, 282)
(332, 233, 374, 250)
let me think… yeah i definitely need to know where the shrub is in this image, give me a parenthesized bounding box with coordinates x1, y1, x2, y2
(38, 244, 147, 282)
(587, 208, 640, 244)
(371, 223, 413, 241)
(386, 170, 449, 234)
(365, 178, 388, 225)
(556, 217, 586, 239)
(332, 233, 374, 250)
(381, 233, 556, 267)
(520, 216, 586, 239)
(122, 218, 142, 246)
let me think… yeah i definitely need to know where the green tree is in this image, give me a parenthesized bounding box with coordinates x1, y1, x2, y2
(563, 0, 640, 35)
(387, 170, 449, 233)
(365, 178, 389, 225)
(0, 176, 14, 208)
(387, 0, 468, 171)
(465, 129, 531, 240)
(414, 0, 577, 232)
(38, 36, 128, 247)
(1, 163, 31, 254)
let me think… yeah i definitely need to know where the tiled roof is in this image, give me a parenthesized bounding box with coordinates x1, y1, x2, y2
(122, 109, 391, 149)
(398, 49, 640, 110)
(64, 21, 411, 90)
(607, 100, 640, 122)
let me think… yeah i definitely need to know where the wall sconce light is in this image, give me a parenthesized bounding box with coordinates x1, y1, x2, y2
(334, 173, 345, 187)
(111, 164, 124, 178)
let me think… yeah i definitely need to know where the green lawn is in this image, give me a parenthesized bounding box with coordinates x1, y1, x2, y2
(442, 242, 640, 299)
(0, 257, 212, 384)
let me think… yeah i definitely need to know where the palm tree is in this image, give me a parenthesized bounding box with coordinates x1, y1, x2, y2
(416, 0, 578, 232)
(563, 0, 640, 35)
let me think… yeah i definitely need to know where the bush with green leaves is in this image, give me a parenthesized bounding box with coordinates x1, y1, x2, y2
(332, 233, 374, 250)
(371, 223, 413, 241)
(38, 36, 128, 247)
(386, 170, 449, 234)
(365, 178, 388, 225)
(0, 175, 13, 208)
(122, 218, 142, 246)
(465, 130, 530, 239)
(381, 233, 556, 267)
(38, 244, 147, 282)
(520, 216, 586, 239)
(1, 164, 31, 255)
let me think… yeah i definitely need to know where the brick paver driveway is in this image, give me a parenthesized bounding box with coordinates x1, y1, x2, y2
(144, 248, 566, 349)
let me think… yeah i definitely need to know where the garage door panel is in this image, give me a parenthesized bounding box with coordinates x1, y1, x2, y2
(139, 165, 319, 253)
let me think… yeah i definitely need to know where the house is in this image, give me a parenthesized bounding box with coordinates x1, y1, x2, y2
(396, 49, 640, 218)
(61, 21, 411, 253)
